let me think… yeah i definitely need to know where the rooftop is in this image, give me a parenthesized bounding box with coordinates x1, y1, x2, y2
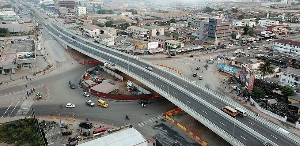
(288, 95, 300, 101)
(78, 127, 147, 146)
(141, 25, 161, 30)
(274, 39, 300, 47)
(83, 24, 100, 30)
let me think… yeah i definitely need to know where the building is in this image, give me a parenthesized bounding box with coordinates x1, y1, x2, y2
(165, 40, 184, 51)
(272, 39, 300, 56)
(170, 21, 188, 28)
(58, 0, 77, 9)
(151, 35, 172, 48)
(266, 24, 290, 35)
(83, 24, 100, 37)
(127, 26, 149, 39)
(187, 15, 208, 26)
(78, 127, 147, 146)
(280, 67, 300, 87)
(207, 18, 233, 43)
(99, 27, 117, 36)
(140, 25, 164, 37)
(199, 20, 209, 41)
(74, 6, 86, 16)
(258, 19, 280, 28)
(97, 34, 114, 45)
(232, 19, 256, 27)
(120, 12, 132, 17)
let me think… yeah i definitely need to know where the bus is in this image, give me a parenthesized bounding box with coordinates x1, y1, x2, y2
(235, 107, 247, 117)
(221, 106, 238, 117)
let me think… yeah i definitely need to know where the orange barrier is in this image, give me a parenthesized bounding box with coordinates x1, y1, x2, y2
(164, 108, 209, 146)
(155, 64, 183, 77)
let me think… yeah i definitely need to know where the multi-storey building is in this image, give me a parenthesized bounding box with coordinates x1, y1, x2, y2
(199, 20, 208, 41)
(258, 19, 280, 27)
(74, 6, 86, 16)
(83, 24, 100, 37)
(272, 39, 300, 56)
(58, 0, 77, 9)
(232, 19, 256, 27)
(280, 67, 300, 87)
(140, 25, 164, 37)
(266, 24, 290, 35)
(187, 15, 208, 26)
(207, 18, 233, 43)
(127, 26, 149, 39)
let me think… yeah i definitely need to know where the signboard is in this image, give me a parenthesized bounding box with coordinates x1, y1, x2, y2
(239, 65, 255, 92)
(148, 42, 158, 49)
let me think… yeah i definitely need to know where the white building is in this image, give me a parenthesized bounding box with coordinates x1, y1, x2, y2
(39, 0, 54, 4)
(272, 39, 300, 56)
(83, 24, 100, 37)
(258, 19, 280, 27)
(75, 6, 86, 16)
(280, 68, 300, 87)
(170, 21, 188, 28)
(127, 26, 149, 39)
(120, 12, 132, 17)
(141, 25, 164, 37)
(233, 19, 256, 27)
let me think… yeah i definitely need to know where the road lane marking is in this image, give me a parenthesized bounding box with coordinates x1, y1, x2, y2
(1, 102, 13, 118)
(249, 122, 254, 125)
(240, 135, 246, 140)
(220, 122, 225, 126)
(271, 135, 277, 140)
(9, 101, 20, 116)
(202, 110, 207, 114)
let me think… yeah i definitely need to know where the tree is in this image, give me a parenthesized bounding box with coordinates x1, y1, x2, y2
(251, 87, 266, 99)
(258, 59, 274, 80)
(118, 22, 130, 30)
(0, 28, 9, 37)
(170, 19, 176, 23)
(125, 9, 137, 14)
(231, 8, 238, 13)
(97, 23, 105, 27)
(218, 8, 223, 11)
(105, 21, 113, 27)
(238, 14, 245, 20)
(203, 7, 215, 13)
(281, 87, 295, 97)
(145, 23, 151, 26)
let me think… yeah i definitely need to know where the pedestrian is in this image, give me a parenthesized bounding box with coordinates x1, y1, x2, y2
(33, 88, 35, 92)
(26, 96, 27, 99)
(25, 85, 27, 88)
(27, 91, 29, 96)
(21, 111, 24, 115)
(31, 89, 33, 94)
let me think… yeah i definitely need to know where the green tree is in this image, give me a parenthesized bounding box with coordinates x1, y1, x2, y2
(170, 19, 176, 23)
(238, 14, 245, 20)
(281, 86, 295, 97)
(97, 9, 114, 14)
(218, 8, 223, 11)
(118, 22, 130, 30)
(231, 8, 238, 13)
(97, 23, 105, 27)
(251, 87, 266, 99)
(105, 21, 113, 27)
(0, 28, 9, 37)
(125, 9, 137, 14)
(145, 23, 151, 26)
(2, 4, 12, 8)
(203, 7, 215, 13)
(258, 59, 274, 80)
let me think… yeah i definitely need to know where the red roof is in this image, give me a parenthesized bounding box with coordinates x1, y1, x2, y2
(274, 39, 300, 47)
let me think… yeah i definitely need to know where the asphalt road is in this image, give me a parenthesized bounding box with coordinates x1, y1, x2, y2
(27, 6, 300, 145)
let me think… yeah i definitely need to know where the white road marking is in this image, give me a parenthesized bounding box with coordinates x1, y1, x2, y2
(1, 102, 13, 118)
(9, 101, 20, 116)
(271, 135, 277, 140)
(240, 135, 246, 140)
(220, 122, 225, 126)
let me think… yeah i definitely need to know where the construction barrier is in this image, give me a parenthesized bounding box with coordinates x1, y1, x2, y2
(155, 64, 183, 77)
(164, 108, 209, 146)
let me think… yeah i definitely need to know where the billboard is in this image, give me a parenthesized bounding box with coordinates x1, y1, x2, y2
(148, 42, 158, 49)
(239, 65, 255, 92)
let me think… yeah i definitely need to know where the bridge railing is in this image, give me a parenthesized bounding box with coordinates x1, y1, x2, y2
(181, 76, 300, 145)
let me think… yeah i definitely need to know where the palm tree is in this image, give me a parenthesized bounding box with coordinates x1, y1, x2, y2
(258, 59, 274, 80)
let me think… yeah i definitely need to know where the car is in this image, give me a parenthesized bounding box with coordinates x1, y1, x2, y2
(139, 99, 151, 104)
(83, 92, 90, 97)
(93, 127, 107, 134)
(66, 103, 75, 108)
(97, 99, 108, 108)
(190, 55, 194, 57)
(196, 66, 200, 70)
(59, 35, 62, 38)
(79, 122, 93, 129)
(193, 73, 197, 77)
(199, 76, 203, 80)
(145, 66, 153, 71)
(86, 100, 95, 107)
(166, 55, 172, 58)
(71, 36, 76, 39)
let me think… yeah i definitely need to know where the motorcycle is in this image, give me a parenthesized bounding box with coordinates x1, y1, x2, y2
(125, 115, 130, 120)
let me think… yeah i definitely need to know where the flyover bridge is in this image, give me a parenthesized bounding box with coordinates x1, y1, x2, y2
(33, 10, 300, 146)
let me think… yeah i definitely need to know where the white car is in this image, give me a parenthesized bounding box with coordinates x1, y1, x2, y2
(145, 66, 153, 71)
(66, 103, 75, 108)
(83, 92, 90, 97)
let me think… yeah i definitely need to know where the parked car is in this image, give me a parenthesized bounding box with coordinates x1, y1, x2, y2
(190, 55, 194, 57)
(86, 100, 95, 107)
(199, 76, 203, 80)
(196, 66, 200, 70)
(66, 103, 75, 108)
(145, 66, 153, 71)
(166, 55, 172, 58)
(139, 99, 151, 104)
(79, 122, 93, 129)
(83, 92, 90, 97)
(69, 81, 76, 89)
(93, 127, 107, 134)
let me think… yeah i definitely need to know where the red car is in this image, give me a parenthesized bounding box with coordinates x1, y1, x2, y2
(93, 127, 107, 134)
(166, 55, 172, 58)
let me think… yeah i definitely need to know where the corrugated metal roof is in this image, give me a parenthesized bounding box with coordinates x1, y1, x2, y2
(79, 128, 147, 146)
